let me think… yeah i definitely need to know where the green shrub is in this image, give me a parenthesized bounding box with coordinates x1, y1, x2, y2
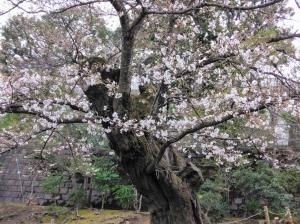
(232, 161, 293, 213)
(91, 157, 120, 188)
(199, 161, 300, 220)
(276, 168, 300, 194)
(199, 191, 228, 221)
(41, 174, 65, 195)
(199, 177, 229, 222)
(45, 204, 69, 216)
(112, 185, 135, 209)
(67, 187, 87, 208)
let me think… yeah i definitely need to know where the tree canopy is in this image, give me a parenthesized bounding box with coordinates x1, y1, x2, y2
(0, 1, 300, 224)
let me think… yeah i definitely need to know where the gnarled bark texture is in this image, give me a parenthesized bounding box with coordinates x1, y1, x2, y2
(84, 79, 204, 224)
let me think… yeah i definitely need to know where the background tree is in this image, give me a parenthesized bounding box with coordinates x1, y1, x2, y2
(0, 1, 300, 224)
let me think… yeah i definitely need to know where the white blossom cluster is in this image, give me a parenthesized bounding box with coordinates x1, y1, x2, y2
(0, 0, 300, 168)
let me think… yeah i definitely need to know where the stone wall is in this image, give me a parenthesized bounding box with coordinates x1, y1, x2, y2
(0, 147, 92, 205)
(0, 147, 113, 206)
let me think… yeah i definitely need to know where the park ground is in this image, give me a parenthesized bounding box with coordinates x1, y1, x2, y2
(0, 202, 298, 224)
(0, 202, 150, 224)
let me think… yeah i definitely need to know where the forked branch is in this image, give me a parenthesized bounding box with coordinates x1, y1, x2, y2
(147, 103, 269, 173)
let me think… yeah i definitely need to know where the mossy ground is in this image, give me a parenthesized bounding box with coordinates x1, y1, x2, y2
(0, 202, 149, 224)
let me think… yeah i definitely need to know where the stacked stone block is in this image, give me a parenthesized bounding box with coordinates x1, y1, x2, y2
(0, 147, 72, 205)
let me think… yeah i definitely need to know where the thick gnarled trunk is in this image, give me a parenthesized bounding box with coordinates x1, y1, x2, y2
(125, 147, 203, 224)
(140, 174, 203, 224)
(107, 130, 203, 224)
(85, 78, 204, 224)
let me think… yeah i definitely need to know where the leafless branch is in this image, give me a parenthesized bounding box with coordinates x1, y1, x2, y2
(0, 126, 55, 155)
(0, 0, 26, 16)
(55, 130, 77, 163)
(146, 0, 283, 15)
(39, 128, 55, 158)
(50, 0, 101, 14)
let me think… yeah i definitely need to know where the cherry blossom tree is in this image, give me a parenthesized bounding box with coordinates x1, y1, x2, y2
(0, 0, 300, 223)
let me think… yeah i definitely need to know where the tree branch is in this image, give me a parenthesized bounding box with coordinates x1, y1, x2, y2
(0, 103, 86, 124)
(146, 0, 283, 15)
(109, 0, 136, 116)
(266, 33, 300, 43)
(147, 103, 269, 173)
(50, 0, 101, 14)
(0, 126, 55, 155)
(295, 0, 300, 9)
(39, 127, 55, 159)
(109, 0, 130, 30)
(129, 6, 147, 33)
(0, 0, 26, 16)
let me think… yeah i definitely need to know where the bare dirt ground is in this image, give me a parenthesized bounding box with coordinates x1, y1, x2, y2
(0, 202, 150, 224)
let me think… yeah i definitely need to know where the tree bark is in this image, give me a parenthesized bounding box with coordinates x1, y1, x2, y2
(108, 131, 203, 224)
(84, 74, 204, 224)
